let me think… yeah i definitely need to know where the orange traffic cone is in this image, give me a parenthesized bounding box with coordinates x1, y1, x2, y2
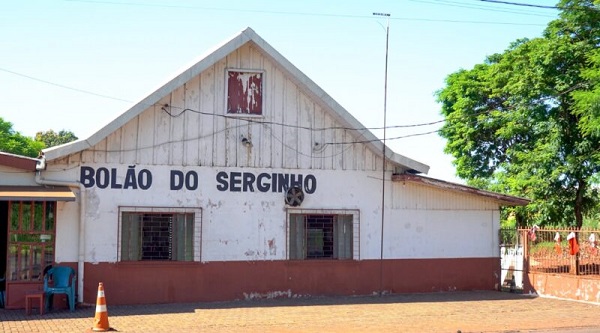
(90, 282, 111, 332)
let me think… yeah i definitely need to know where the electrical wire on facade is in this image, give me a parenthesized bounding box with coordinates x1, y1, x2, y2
(4, 61, 582, 139)
(2, 59, 585, 150)
(1, 59, 587, 152)
(160, 105, 445, 131)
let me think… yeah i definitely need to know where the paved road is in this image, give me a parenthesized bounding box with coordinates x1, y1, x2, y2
(1, 291, 599, 332)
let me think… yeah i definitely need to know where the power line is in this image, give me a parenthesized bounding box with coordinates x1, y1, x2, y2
(5, 65, 586, 148)
(161, 106, 444, 132)
(0, 65, 445, 135)
(64, 0, 547, 26)
(478, 0, 558, 9)
(2, 64, 586, 148)
(325, 129, 441, 145)
(391, 16, 544, 26)
(0, 67, 133, 103)
(478, 0, 600, 13)
(160, 106, 444, 147)
(66, 0, 369, 19)
(161, 106, 446, 146)
(410, 0, 556, 18)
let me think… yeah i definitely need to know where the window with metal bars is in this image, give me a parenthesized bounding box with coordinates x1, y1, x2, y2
(121, 212, 194, 261)
(289, 214, 353, 260)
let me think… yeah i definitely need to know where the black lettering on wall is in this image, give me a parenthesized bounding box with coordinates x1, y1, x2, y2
(80, 166, 95, 188)
(216, 171, 228, 191)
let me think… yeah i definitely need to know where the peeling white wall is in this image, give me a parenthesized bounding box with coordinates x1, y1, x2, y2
(48, 162, 502, 263)
(52, 164, 386, 263)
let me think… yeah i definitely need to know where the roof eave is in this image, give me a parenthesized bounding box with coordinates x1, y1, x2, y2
(392, 174, 530, 206)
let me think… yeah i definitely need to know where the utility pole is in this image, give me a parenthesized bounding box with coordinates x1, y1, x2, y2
(373, 12, 390, 296)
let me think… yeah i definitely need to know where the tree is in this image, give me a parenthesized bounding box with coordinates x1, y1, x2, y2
(0, 117, 44, 158)
(436, 0, 600, 228)
(573, 50, 600, 135)
(35, 129, 78, 148)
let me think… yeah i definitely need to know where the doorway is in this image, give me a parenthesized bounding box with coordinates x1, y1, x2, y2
(2, 200, 56, 308)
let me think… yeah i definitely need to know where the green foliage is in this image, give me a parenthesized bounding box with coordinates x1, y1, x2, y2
(573, 50, 600, 137)
(436, 0, 600, 228)
(35, 129, 78, 148)
(0, 117, 44, 158)
(500, 210, 517, 229)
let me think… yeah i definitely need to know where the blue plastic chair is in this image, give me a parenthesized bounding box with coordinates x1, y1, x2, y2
(44, 266, 76, 311)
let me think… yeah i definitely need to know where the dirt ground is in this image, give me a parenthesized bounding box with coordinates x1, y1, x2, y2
(1, 291, 599, 333)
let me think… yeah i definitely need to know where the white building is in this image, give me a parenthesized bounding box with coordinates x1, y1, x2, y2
(0, 28, 528, 308)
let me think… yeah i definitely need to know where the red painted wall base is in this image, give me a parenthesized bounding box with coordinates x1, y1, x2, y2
(80, 258, 499, 305)
(524, 272, 600, 304)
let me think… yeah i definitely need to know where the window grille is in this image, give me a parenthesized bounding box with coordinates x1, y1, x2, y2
(6, 201, 55, 281)
(121, 212, 195, 261)
(289, 213, 354, 260)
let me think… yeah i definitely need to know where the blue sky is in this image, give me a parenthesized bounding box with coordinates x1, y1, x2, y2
(1, 0, 560, 182)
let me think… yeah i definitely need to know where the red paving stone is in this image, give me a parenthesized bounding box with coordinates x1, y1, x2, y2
(1, 291, 599, 333)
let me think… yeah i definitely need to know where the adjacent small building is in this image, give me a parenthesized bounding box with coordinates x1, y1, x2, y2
(0, 28, 529, 308)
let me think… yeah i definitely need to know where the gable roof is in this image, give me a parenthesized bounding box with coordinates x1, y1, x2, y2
(44, 27, 429, 174)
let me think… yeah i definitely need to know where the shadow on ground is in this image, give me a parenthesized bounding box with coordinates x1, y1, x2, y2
(0, 290, 536, 321)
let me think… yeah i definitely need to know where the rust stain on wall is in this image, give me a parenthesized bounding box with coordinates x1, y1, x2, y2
(268, 238, 276, 255)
